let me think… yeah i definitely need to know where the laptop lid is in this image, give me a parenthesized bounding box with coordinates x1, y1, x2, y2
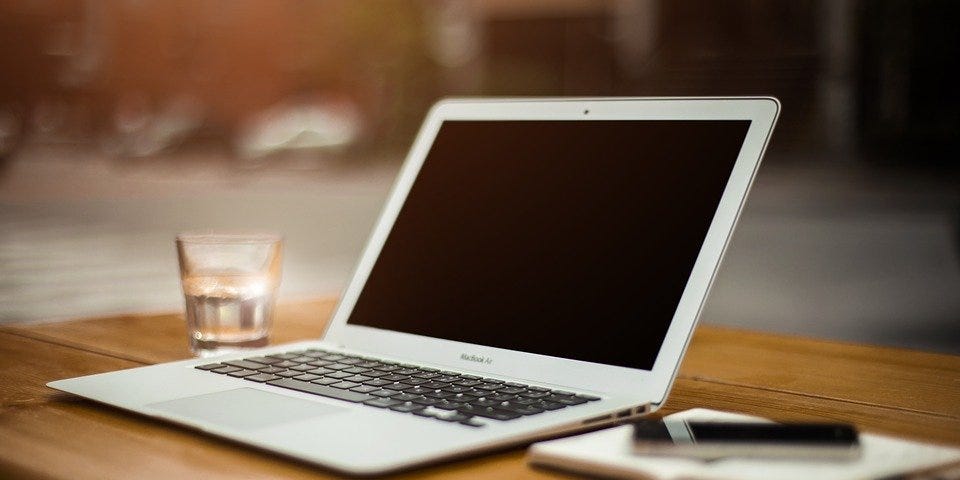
(322, 98, 778, 404)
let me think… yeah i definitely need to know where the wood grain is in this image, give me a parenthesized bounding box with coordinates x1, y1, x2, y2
(0, 331, 141, 407)
(662, 377, 960, 446)
(2, 299, 959, 479)
(5, 298, 337, 365)
(679, 325, 960, 419)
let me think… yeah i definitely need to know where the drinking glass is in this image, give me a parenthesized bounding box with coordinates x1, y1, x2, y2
(176, 233, 283, 357)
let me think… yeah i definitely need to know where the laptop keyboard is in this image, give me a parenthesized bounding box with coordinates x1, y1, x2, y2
(196, 347, 600, 427)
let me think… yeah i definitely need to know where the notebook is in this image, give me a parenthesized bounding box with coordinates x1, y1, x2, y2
(49, 97, 780, 475)
(528, 408, 960, 480)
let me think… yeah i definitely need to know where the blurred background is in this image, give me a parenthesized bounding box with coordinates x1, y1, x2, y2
(1, 0, 957, 353)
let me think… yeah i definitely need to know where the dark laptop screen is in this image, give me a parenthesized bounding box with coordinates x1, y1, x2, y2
(346, 120, 751, 370)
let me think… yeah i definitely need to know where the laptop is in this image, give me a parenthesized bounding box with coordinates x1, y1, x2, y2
(49, 97, 779, 475)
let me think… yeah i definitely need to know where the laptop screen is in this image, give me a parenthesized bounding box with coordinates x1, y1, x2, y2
(346, 119, 751, 370)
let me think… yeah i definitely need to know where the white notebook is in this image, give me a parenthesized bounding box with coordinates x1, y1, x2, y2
(527, 409, 960, 480)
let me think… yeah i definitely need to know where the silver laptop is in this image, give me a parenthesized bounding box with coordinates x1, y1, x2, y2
(50, 97, 779, 475)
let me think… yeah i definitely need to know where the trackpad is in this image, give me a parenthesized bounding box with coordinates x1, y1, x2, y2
(148, 388, 347, 430)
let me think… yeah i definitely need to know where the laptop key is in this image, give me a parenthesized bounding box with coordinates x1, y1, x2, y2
(487, 393, 518, 402)
(534, 400, 566, 410)
(429, 409, 470, 422)
(518, 391, 551, 399)
(390, 393, 421, 402)
(550, 390, 575, 396)
(195, 363, 224, 370)
(380, 374, 410, 382)
(547, 395, 587, 406)
(498, 403, 545, 416)
(421, 381, 450, 389)
(268, 378, 375, 403)
(423, 391, 452, 399)
(290, 364, 315, 372)
(412, 396, 440, 406)
(245, 373, 282, 383)
(245, 356, 282, 365)
(272, 361, 301, 368)
(324, 363, 353, 371)
(450, 393, 480, 403)
(293, 374, 321, 381)
(363, 378, 393, 387)
(307, 359, 333, 367)
(362, 370, 390, 378)
(403, 386, 436, 396)
(495, 387, 525, 395)
(257, 366, 287, 374)
(227, 369, 259, 378)
(276, 370, 302, 378)
(330, 381, 360, 390)
(311, 377, 341, 386)
(459, 405, 521, 421)
(307, 368, 334, 376)
(433, 400, 463, 410)
(350, 385, 380, 394)
(344, 375, 373, 383)
(576, 394, 601, 401)
(441, 385, 473, 394)
(389, 402, 425, 413)
(325, 371, 353, 379)
(413, 408, 439, 418)
(223, 360, 265, 370)
(369, 389, 396, 397)
(291, 356, 315, 363)
(460, 418, 485, 427)
(211, 366, 241, 374)
(382, 383, 412, 391)
(453, 380, 481, 387)
(363, 398, 402, 408)
(343, 367, 370, 374)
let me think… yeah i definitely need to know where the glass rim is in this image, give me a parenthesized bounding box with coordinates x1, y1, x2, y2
(176, 232, 283, 245)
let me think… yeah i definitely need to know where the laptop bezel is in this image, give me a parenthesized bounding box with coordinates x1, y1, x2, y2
(321, 97, 779, 402)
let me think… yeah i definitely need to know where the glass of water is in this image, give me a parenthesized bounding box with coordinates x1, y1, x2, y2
(176, 233, 283, 357)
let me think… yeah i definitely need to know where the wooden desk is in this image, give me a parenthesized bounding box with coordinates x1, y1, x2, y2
(2, 299, 959, 479)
